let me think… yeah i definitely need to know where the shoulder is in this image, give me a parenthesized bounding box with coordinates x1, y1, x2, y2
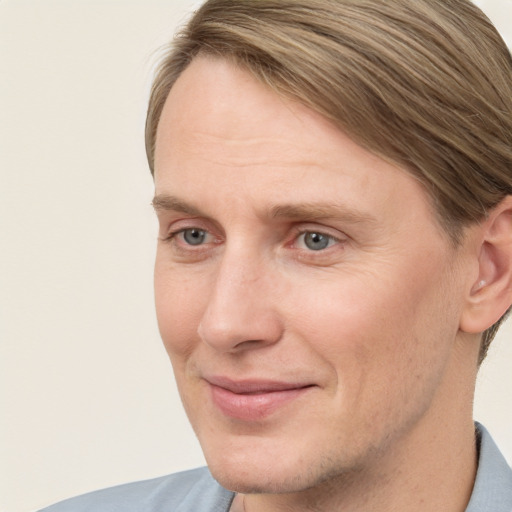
(38, 467, 235, 512)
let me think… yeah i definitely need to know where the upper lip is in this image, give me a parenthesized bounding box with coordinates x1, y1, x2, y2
(204, 376, 314, 394)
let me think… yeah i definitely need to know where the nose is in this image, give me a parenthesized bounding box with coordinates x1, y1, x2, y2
(197, 251, 284, 353)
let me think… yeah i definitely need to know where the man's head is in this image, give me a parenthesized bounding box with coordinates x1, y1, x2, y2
(148, 0, 512, 504)
(146, 0, 512, 362)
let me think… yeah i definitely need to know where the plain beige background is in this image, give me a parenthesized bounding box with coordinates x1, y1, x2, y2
(1, 1, 511, 511)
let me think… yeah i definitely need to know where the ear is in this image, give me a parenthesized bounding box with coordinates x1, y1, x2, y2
(460, 196, 512, 334)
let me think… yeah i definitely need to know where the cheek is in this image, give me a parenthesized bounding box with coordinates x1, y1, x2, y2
(286, 270, 458, 450)
(154, 260, 208, 360)
(286, 259, 458, 386)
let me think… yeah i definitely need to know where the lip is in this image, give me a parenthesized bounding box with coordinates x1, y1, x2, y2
(205, 376, 315, 421)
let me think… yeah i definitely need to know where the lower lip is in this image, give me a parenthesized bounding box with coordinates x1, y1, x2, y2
(209, 384, 312, 421)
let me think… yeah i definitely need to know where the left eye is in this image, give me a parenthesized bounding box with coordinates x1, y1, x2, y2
(297, 231, 337, 251)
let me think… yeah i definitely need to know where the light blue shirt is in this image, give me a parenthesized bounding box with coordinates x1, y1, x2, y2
(466, 424, 512, 511)
(39, 424, 511, 512)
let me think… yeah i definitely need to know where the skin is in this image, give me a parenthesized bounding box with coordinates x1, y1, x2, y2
(153, 57, 484, 512)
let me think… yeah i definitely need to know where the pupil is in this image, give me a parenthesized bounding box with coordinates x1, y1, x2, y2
(305, 232, 329, 250)
(184, 229, 205, 245)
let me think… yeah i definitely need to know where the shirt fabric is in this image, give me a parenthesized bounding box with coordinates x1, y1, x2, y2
(39, 423, 512, 512)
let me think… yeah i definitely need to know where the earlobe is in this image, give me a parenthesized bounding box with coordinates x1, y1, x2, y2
(460, 196, 512, 334)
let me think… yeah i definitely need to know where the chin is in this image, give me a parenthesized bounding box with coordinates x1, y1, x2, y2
(203, 442, 290, 493)
(203, 440, 350, 495)
(209, 464, 313, 495)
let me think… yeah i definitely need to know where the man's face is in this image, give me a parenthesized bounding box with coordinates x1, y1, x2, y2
(153, 57, 474, 494)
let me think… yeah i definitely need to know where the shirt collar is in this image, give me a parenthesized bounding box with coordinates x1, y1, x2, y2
(465, 423, 512, 511)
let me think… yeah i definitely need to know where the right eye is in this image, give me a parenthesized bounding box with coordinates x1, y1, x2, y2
(180, 228, 208, 246)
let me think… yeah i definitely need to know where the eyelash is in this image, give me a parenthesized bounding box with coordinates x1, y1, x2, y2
(162, 228, 213, 245)
(162, 226, 343, 254)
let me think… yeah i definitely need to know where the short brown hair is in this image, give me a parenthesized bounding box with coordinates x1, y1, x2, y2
(145, 0, 512, 362)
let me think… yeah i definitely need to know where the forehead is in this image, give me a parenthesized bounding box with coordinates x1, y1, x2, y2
(155, 58, 379, 181)
(154, 56, 338, 166)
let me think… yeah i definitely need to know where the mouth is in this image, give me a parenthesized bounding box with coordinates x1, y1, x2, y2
(205, 376, 315, 421)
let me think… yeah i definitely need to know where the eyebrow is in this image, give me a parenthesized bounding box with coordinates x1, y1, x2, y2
(152, 194, 377, 225)
(269, 203, 377, 225)
(152, 195, 205, 216)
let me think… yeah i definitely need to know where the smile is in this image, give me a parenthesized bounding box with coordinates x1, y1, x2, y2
(206, 377, 315, 421)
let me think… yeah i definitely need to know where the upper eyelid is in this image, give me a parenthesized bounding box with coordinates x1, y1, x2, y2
(164, 226, 210, 241)
(294, 227, 342, 239)
(291, 223, 346, 240)
(159, 214, 226, 239)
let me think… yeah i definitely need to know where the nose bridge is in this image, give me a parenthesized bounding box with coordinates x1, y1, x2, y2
(197, 242, 282, 351)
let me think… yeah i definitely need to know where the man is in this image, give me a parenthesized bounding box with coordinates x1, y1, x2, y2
(41, 0, 512, 510)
